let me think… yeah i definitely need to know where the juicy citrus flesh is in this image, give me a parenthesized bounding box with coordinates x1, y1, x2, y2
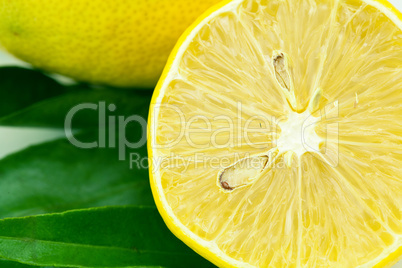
(0, 0, 221, 88)
(149, 0, 402, 267)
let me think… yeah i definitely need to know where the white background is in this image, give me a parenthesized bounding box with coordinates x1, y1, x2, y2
(0, 0, 401, 266)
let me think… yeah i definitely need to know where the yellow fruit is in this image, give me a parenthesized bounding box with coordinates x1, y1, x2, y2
(0, 0, 220, 88)
(148, 0, 402, 267)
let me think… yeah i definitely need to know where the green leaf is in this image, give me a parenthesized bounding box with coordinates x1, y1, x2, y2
(0, 66, 153, 128)
(0, 131, 154, 219)
(0, 67, 65, 119)
(0, 258, 40, 268)
(0, 86, 152, 128)
(0, 206, 215, 268)
(0, 66, 154, 218)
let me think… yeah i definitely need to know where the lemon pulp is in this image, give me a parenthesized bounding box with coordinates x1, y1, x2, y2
(149, 0, 402, 267)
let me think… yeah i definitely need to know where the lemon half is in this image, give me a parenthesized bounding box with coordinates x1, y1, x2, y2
(148, 0, 402, 267)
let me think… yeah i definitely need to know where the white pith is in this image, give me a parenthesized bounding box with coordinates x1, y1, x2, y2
(277, 110, 322, 157)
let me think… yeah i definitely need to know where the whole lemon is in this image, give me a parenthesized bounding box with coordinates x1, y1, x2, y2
(0, 0, 220, 88)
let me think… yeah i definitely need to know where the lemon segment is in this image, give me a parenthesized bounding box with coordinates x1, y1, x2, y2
(149, 0, 402, 267)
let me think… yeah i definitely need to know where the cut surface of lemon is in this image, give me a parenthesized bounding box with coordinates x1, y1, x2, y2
(148, 0, 402, 267)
